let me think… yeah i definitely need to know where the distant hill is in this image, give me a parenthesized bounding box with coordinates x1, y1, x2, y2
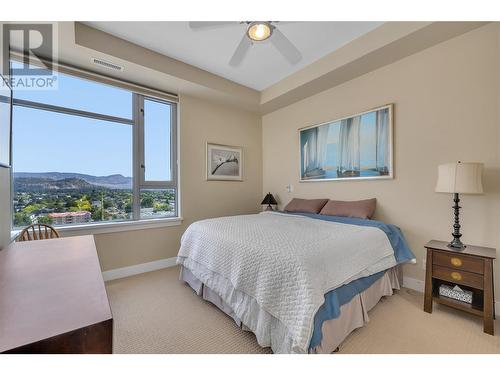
(14, 177, 95, 191)
(14, 172, 132, 190)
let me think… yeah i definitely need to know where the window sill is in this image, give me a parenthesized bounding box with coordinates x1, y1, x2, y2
(11, 217, 183, 238)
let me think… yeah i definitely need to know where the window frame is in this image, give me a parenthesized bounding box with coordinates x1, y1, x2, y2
(10, 59, 180, 235)
(138, 96, 177, 187)
(133, 95, 178, 220)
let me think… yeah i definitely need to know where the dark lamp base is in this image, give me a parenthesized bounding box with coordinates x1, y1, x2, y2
(447, 242, 466, 250)
(447, 193, 466, 251)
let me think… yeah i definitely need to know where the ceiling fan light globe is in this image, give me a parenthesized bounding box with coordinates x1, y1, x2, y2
(247, 22, 272, 42)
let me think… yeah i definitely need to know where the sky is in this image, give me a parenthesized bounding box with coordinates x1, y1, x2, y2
(144, 99, 171, 181)
(12, 62, 171, 179)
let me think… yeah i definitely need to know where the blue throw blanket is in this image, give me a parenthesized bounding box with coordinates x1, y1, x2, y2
(286, 212, 415, 349)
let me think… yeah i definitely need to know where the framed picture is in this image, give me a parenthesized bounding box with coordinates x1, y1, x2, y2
(299, 104, 393, 182)
(206, 143, 242, 181)
(0, 75, 13, 168)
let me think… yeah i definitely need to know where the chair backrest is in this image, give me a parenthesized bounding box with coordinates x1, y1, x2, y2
(17, 223, 61, 242)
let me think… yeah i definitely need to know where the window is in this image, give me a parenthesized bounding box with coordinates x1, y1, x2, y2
(143, 98, 172, 182)
(11, 61, 133, 119)
(11, 62, 178, 230)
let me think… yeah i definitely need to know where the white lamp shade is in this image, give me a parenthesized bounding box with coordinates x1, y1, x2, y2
(435, 162, 484, 194)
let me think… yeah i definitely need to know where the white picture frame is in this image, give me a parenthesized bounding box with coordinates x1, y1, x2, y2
(206, 143, 243, 181)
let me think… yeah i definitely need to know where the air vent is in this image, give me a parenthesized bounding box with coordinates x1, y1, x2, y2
(91, 57, 124, 72)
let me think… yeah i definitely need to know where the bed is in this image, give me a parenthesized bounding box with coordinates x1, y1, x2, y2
(176, 211, 415, 354)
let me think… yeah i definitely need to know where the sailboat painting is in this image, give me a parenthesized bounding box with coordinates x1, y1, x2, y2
(299, 104, 393, 182)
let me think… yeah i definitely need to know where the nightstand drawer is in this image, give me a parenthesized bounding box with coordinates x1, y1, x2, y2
(433, 251, 484, 274)
(432, 265, 484, 289)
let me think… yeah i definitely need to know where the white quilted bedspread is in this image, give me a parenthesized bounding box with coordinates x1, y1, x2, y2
(177, 212, 396, 353)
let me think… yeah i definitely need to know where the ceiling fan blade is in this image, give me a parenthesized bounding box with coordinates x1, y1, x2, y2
(229, 34, 252, 67)
(270, 28, 302, 64)
(188, 22, 236, 30)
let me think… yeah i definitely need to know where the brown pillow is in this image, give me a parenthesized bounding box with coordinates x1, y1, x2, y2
(319, 198, 377, 219)
(284, 198, 329, 214)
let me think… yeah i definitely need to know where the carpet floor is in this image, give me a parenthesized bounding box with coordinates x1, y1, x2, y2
(105, 266, 500, 354)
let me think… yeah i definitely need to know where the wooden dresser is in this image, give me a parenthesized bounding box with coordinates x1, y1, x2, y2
(0, 235, 113, 353)
(423, 240, 496, 335)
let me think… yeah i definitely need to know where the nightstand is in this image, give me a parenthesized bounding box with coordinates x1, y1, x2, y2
(423, 240, 496, 335)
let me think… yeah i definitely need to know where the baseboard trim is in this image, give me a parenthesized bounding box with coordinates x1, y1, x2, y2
(403, 276, 500, 317)
(402, 276, 425, 293)
(102, 257, 177, 281)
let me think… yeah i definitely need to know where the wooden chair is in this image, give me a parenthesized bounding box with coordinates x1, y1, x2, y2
(17, 223, 60, 242)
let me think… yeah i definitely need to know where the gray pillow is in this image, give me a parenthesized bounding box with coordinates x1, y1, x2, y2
(319, 198, 377, 219)
(284, 198, 329, 214)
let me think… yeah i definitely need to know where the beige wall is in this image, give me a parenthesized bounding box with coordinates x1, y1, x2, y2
(262, 24, 500, 292)
(95, 94, 262, 271)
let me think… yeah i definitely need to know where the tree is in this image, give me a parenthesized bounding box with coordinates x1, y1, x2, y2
(38, 215, 53, 225)
(22, 204, 42, 215)
(91, 208, 103, 222)
(124, 201, 132, 213)
(75, 196, 91, 211)
(65, 198, 76, 209)
(14, 212, 31, 227)
(141, 195, 154, 208)
(153, 202, 172, 212)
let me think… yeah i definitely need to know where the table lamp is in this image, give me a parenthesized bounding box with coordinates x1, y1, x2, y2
(261, 192, 277, 211)
(435, 161, 484, 249)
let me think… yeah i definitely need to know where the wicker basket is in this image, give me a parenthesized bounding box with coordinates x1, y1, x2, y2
(439, 284, 473, 304)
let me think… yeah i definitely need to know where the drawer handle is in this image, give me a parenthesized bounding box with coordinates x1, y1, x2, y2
(451, 271, 462, 281)
(450, 257, 462, 267)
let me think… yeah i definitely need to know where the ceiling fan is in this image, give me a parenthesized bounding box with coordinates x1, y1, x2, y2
(188, 21, 302, 67)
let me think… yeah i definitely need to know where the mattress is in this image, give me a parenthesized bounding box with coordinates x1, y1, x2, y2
(180, 265, 401, 353)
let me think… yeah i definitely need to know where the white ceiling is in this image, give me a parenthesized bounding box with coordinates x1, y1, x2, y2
(85, 21, 383, 91)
